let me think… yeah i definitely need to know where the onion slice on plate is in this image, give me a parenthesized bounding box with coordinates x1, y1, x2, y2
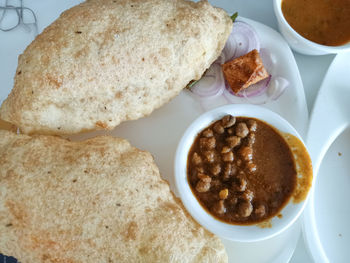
(259, 48, 277, 73)
(235, 75, 272, 98)
(267, 76, 289, 100)
(223, 75, 271, 100)
(222, 21, 261, 62)
(189, 19, 289, 107)
(189, 63, 225, 98)
(223, 75, 289, 105)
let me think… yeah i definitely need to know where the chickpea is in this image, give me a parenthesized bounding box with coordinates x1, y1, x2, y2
(254, 204, 266, 218)
(247, 133, 256, 145)
(247, 119, 257, 132)
(223, 163, 232, 181)
(192, 152, 202, 165)
(221, 115, 236, 128)
(238, 201, 253, 217)
(213, 200, 226, 214)
(221, 146, 231, 154)
(203, 151, 215, 163)
(235, 122, 249, 138)
(211, 164, 221, 176)
(226, 136, 241, 148)
(197, 174, 211, 182)
(222, 151, 234, 162)
(199, 137, 216, 150)
(196, 180, 211, 192)
(239, 146, 253, 161)
(242, 189, 254, 201)
(233, 178, 247, 192)
(202, 128, 214, 138)
(213, 122, 225, 134)
(196, 166, 204, 174)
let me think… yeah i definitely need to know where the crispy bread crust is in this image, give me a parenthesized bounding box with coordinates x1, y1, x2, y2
(0, 130, 227, 262)
(0, 0, 232, 135)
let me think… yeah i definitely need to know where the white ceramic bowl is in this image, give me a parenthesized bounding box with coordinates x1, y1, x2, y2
(174, 104, 310, 242)
(273, 0, 350, 55)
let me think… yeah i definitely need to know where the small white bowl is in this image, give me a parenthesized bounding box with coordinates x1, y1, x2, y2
(273, 0, 350, 55)
(174, 104, 310, 242)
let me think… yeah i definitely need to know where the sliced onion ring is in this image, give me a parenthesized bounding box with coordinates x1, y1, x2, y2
(222, 21, 261, 62)
(223, 75, 289, 105)
(267, 76, 289, 100)
(259, 48, 277, 73)
(235, 75, 272, 98)
(223, 85, 246, 104)
(221, 34, 237, 62)
(189, 20, 289, 106)
(223, 75, 271, 99)
(189, 64, 225, 98)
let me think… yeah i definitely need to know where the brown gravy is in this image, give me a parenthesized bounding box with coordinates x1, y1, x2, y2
(187, 116, 311, 225)
(281, 0, 350, 46)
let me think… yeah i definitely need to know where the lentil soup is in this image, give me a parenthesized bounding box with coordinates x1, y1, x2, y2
(281, 0, 350, 46)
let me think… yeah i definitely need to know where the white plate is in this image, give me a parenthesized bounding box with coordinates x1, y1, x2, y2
(0, 3, 308, 262)
(304, 52, 350, 263)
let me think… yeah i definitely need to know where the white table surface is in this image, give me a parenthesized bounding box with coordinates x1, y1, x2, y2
(0, 0, 335, 262)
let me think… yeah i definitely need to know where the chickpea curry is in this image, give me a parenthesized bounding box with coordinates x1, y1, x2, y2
(187, 115, 297, 225)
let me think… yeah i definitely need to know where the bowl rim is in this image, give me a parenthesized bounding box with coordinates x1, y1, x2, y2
(273, 0, 350, 53)
(174, 104, 310, 242)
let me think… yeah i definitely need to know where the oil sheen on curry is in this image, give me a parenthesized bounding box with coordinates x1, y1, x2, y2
(281, 0, 350, 46)
(187, 115, 312, 225)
